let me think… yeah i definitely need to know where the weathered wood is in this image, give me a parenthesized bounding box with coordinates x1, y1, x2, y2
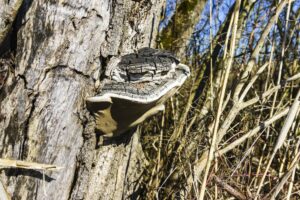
(0, 0, 23, 48)
(0, 0, 164, 199)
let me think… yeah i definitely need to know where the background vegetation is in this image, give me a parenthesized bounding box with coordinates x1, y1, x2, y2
(141, 0, 300, 199)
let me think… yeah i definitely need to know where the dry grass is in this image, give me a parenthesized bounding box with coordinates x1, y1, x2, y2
(140, 0, 300, 199)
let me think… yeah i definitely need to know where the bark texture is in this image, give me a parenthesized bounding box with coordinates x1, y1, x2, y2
(0, 0, 164, 199)
(160, 0, 207, 57)
(0, 0, 23, 48)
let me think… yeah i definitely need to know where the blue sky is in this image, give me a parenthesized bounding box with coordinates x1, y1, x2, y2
(159, 0, 300, 56)
(159, 0, 235, 53)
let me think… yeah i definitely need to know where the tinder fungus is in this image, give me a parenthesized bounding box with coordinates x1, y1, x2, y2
(86, 48, 190, 137)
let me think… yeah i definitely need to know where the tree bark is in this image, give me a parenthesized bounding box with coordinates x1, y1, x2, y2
(159, 0, 207, 57)
(0, 0, 164, 199)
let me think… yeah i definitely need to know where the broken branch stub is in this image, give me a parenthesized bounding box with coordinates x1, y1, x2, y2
(86, 48, 190, 137)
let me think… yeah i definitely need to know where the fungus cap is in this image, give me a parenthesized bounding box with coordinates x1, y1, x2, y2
(86, 48, 190, 137)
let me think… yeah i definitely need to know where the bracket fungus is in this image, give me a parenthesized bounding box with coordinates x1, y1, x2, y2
(86, 48, 190, 137)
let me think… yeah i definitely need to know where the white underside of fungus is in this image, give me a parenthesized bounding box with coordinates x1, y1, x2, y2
(86, 48, 190, 137)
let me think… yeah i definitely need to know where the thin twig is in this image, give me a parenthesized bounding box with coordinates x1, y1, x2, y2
(255, 88, 300, 198)
(214, 175, 247, 200)
(217, 107, 290, 156)
(0, 158, 63, 171)
(199, 1, 241, 199)
(234, 0, 289, 100)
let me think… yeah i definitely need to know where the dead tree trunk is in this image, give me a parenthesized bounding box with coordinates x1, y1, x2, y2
(0, 0, 164, 199)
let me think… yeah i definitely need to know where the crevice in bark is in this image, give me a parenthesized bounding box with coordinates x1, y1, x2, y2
(0, 0, 26, 55)
(148, 14, 155, 48)
(43, 65, 92, 80)
(0, 32, 13, 56)
(19, 91, 38, 159)
(68, 110, 93, 196)
(127, 172, 144, 199)
(100, 0, 125, 57)
(0, 72, 33, 156)
(121, 133, 135, 199)
(0, 57, 16, 101)
(68, 118, 97, 199)
(68, 164, 81, 199)
(10, 0, 33, 55)
(17, 74, 31, 91)
(1, 111, 19, 155)
(99, 55, 112, 81)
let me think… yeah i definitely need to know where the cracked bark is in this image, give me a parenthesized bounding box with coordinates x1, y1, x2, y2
(0, 0, 164, 199)
(0, 0, 23, 50)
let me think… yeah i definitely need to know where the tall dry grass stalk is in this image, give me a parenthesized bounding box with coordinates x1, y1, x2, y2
(199, 1, 241, 199)
(141, 0, 300, 199)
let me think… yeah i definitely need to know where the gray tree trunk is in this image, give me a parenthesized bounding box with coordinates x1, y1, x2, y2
(0, 0, 164, 199)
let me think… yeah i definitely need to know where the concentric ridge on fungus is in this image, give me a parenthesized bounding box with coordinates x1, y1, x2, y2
(86, 48, 190, 137)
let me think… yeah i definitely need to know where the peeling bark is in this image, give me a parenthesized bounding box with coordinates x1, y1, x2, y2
(0, 0, 164, 199)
